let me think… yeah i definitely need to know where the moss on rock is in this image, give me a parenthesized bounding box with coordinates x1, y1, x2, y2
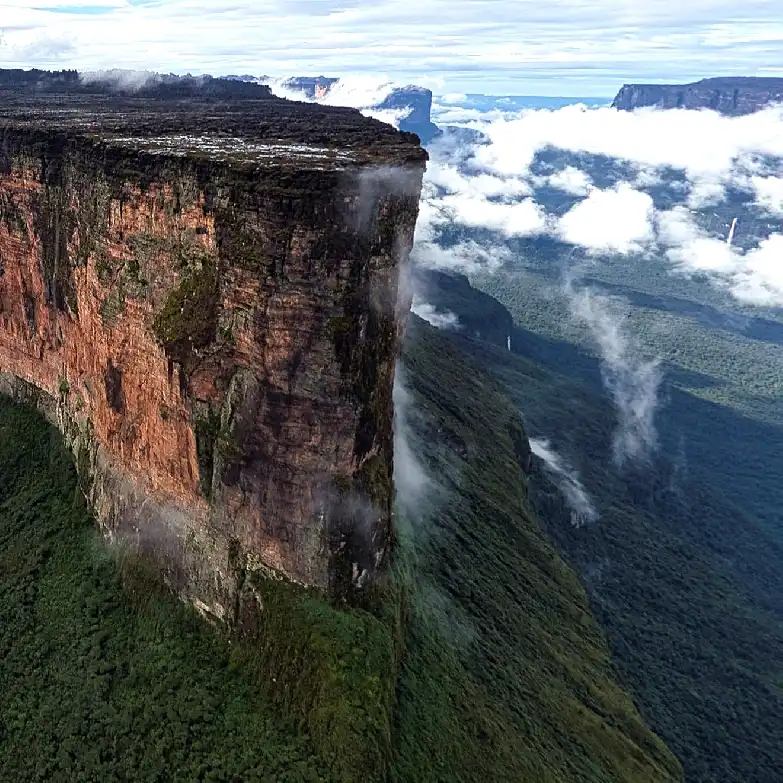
(192, 408, 221, 500)
(152, 256, 219, 364)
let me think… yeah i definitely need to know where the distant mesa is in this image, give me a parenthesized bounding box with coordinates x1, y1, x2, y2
(280, 77, 441, 144)
(612, 76, 783, 114)
(0, 67, 277, 99)
(228, 74, 443, 144)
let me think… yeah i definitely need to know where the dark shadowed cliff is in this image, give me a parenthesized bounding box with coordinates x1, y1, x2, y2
(612, 76, 783, 113)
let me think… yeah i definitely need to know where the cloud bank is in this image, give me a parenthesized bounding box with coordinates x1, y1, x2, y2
(2, 0, 783, 94)
(557, 184, 655, 254)
(411, 301, 461, 330)
(392, 98, 783, 466)
(415, 101, 783, 307)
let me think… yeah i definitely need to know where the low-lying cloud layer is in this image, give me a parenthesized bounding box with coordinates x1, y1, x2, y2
(264, 76, 413, 129)
(557, 184, 655, 254)
(417, 101, 783, 307)
(411, 301, 460, 330)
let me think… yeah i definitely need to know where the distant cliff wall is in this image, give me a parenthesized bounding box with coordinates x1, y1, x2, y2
(275, 76, 441, 143)
(0, 85, 426, 621)
(612, 77, 783, 114)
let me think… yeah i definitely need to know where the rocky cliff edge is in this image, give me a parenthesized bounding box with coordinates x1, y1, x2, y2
(0, 70, 427, 620)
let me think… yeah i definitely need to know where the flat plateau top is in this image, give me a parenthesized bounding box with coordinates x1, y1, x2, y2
(619, 77, 783, 90)
(0, 72, 427, 170)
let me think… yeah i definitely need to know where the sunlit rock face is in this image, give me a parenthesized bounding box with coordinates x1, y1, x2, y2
(0, 70, 426, 619)
(612, 77, 783, 114)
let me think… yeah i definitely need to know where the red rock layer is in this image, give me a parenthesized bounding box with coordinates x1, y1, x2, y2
(0, 138, 424, 616)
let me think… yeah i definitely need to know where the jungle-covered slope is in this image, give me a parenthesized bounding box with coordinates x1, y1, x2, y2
(427, 268, 783, 783)
(0, 316, 680, 781)
(391, 317, 680, 782)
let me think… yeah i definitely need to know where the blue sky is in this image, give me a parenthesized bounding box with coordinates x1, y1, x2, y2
(1, 0, 783, 95)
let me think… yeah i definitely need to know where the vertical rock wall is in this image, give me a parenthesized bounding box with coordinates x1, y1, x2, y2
(0, 126, 424, 619)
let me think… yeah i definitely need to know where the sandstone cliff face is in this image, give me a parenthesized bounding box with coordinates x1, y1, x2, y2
(0, 75, 426, 619)
(612, 77, 783, 114)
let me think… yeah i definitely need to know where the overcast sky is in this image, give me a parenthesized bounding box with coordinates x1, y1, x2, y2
(1, 0, 782, 95)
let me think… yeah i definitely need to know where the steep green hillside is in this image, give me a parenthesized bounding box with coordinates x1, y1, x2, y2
(391, 317, 681, 783)
(0, 394, 405, 783)
(0, 317, 681, 782)
(426, 269, 783, 782)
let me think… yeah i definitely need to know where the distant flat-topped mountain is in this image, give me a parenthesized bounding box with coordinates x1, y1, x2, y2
(226, 74, 442, 143)
(612, 77, 783, 114)
(281, 76, 440, 143)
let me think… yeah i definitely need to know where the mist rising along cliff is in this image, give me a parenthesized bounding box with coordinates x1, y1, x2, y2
(0, 70, 426, 620)
(612, 76, 783, 114)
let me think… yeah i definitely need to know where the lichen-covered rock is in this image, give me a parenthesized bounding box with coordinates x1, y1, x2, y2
(0, 70, 426, 619)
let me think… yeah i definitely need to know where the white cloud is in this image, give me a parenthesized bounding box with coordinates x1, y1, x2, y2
(437, 193, 548, 237)
(412, 240, 511, 275)
(687, 178, 727, 208)
(729, 233, 783, 305)
(2, 0, 783, 95)
(439, 92, 468, 104)
(557, 184, 655, 254)
(267, 75, 401, 111)
(634, 168, 663, 188)
(751, 175, 783, 215)
(469, 104, 783, 192)
(547, 166, 593, 196)
(568, 287, 662, 466)
(426, 161, 531, 199)
(415, 100, 783, 305)
(80, 68, 160, 91)
(658, 206, 738, 273)
(530, 437, 599, 526)
(657, 206, 783, 305)
(411, 301, 461, 329)
(393, 366, 431, 520)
